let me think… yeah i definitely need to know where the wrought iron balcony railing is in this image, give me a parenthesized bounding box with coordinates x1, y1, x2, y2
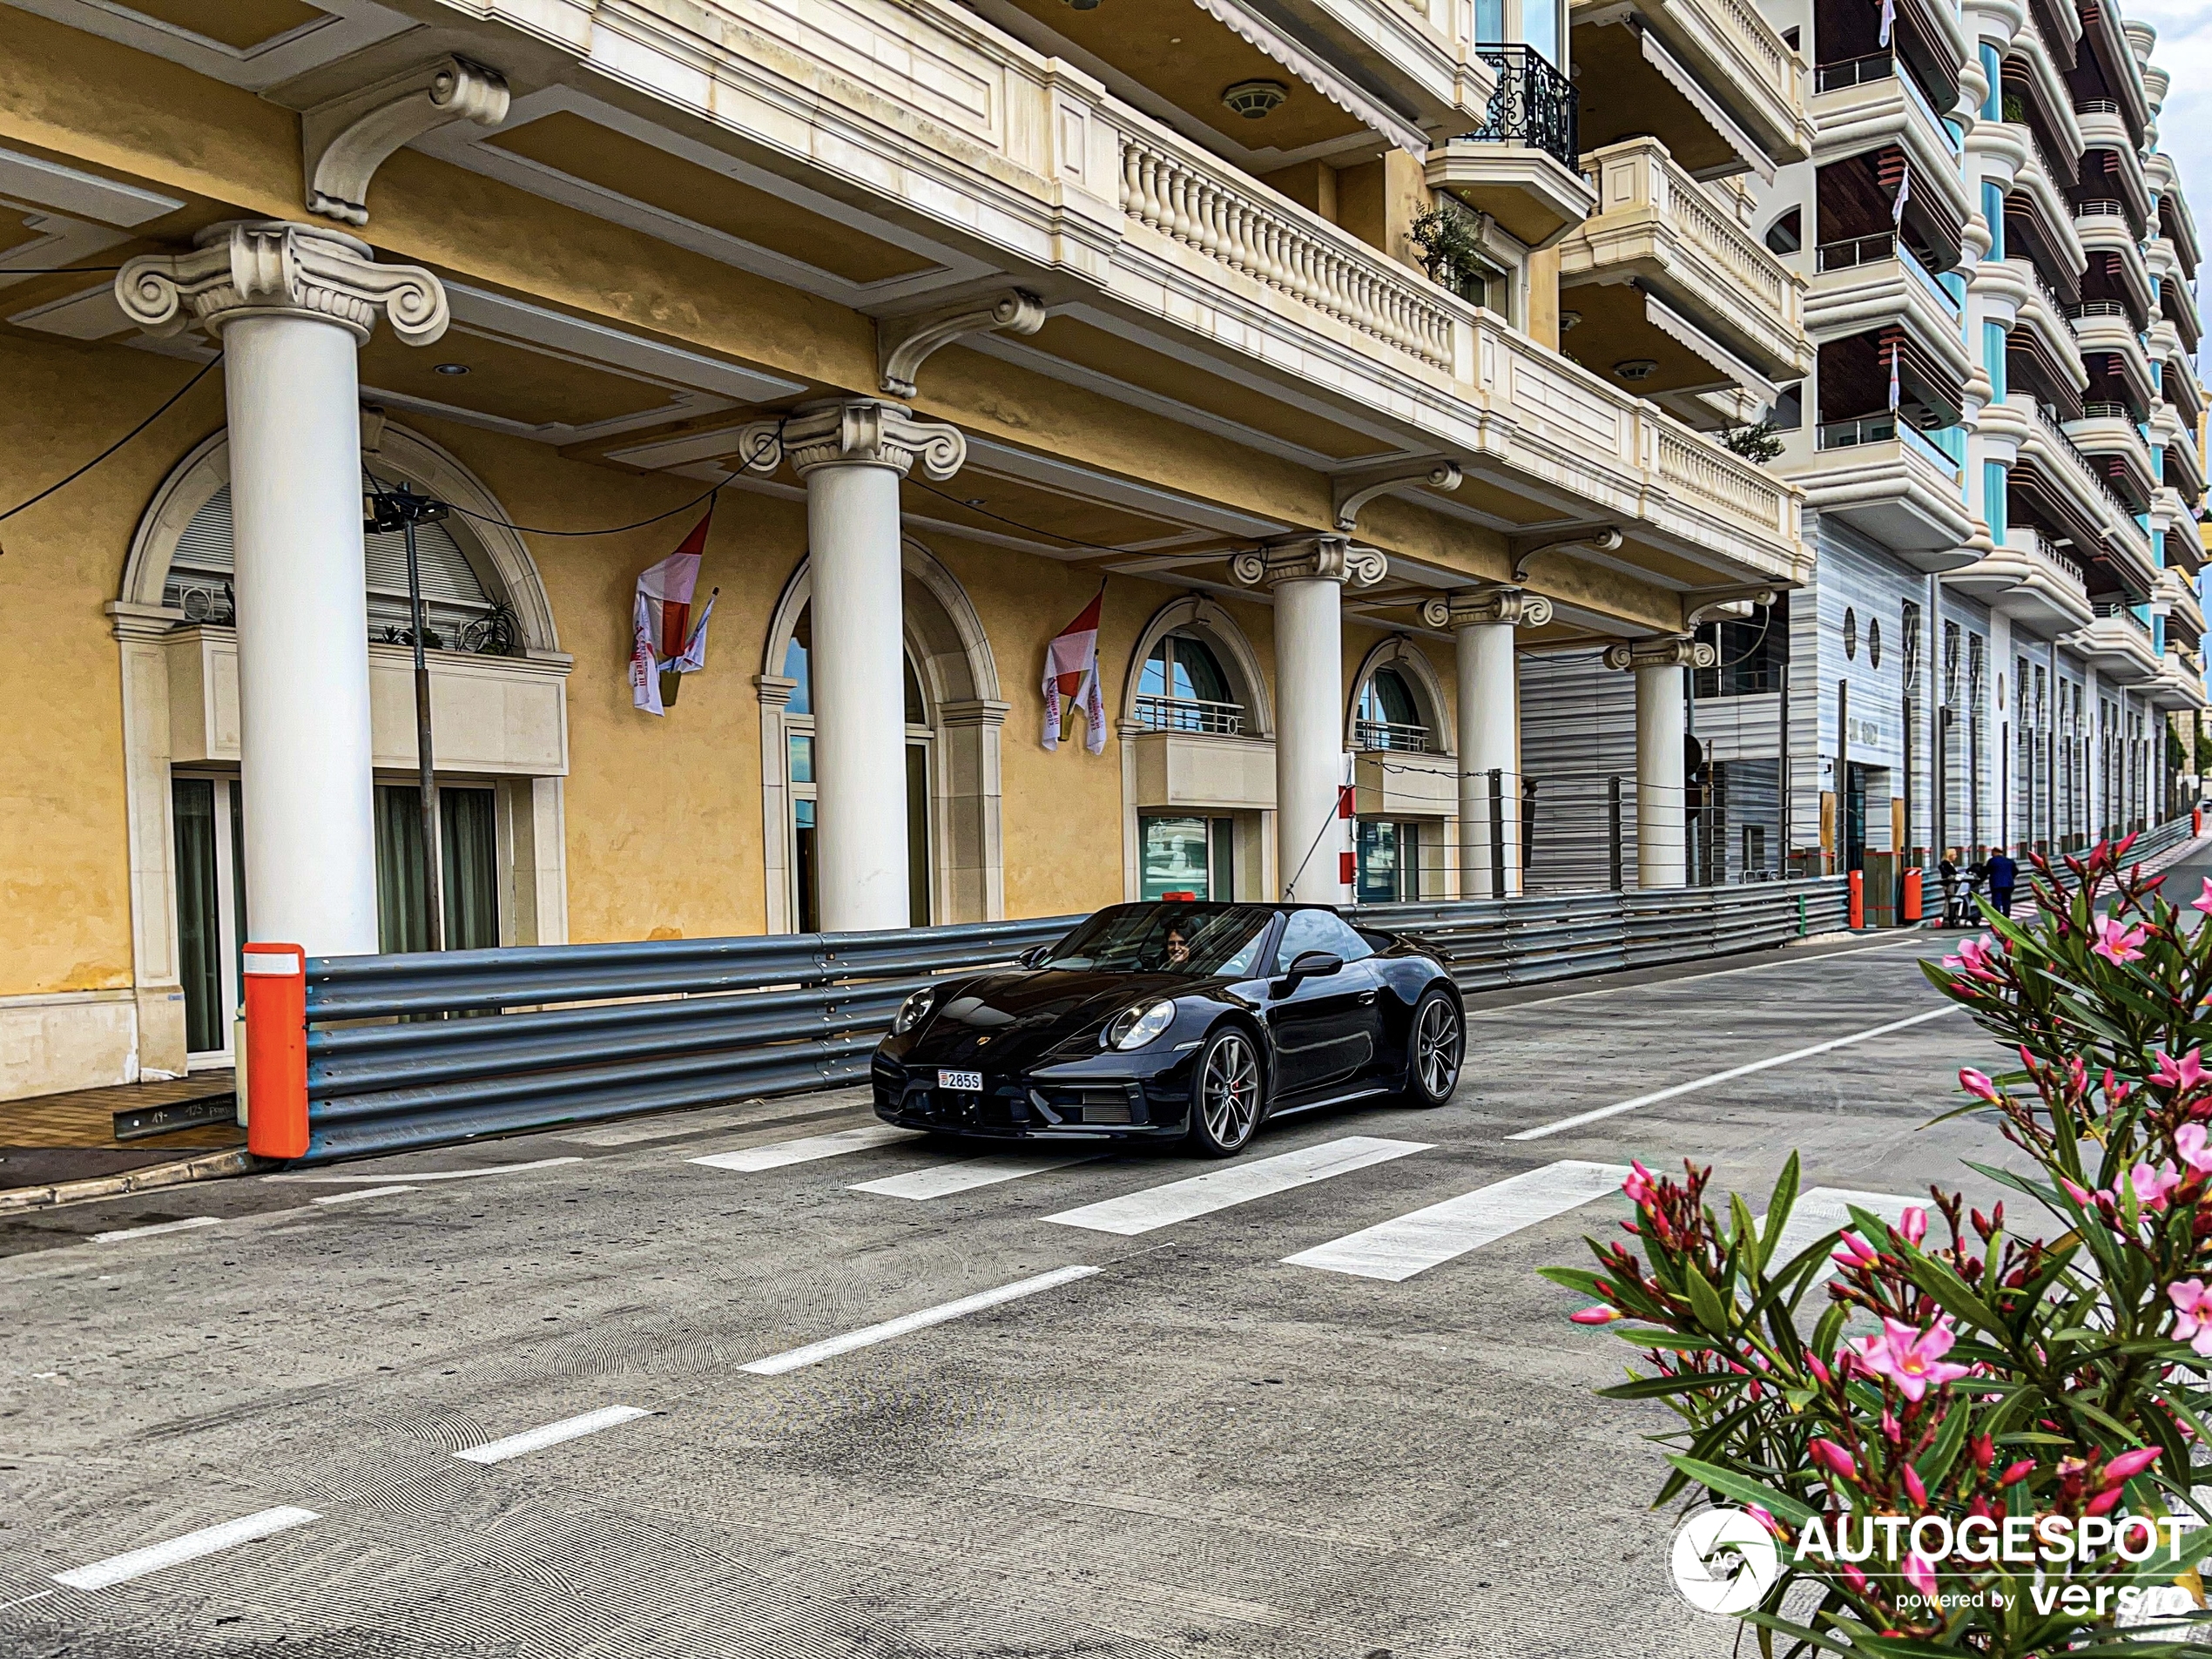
(1460, 44, 1578, 172)
(1134, 694, 1245, 736)
(1354, 719, 1433, 753)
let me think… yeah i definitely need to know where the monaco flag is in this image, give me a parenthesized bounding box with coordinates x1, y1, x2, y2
(630, 507, 712, 717)
(1042, 586, 1106, 755)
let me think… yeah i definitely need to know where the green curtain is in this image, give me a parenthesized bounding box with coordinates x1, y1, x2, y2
(441, 788, 499, 949)
(172, 778, 220, 1052)
(374, 785, 430, 954)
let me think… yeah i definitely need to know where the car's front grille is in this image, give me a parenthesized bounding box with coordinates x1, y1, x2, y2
(1034, 1084, 1142, 1126)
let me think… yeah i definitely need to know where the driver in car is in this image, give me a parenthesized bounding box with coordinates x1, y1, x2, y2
(1162, 919, 1193, 968)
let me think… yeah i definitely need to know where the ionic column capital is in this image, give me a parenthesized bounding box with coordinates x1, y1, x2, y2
(1231, 534, 1386, 591)
(1418, 586, 1554, 630)
(1602, 635, 1716, 671)
(738, 398, 966, 482)
(115, 220, 448, 346)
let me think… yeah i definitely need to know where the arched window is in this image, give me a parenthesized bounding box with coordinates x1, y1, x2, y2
(1136, 632, 1243, 734)
(1354, 666, 1430, 752)
(779, 604, 934, 931)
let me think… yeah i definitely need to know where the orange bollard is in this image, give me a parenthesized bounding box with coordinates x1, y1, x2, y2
(1848, 868, 1865, 930)
(2196, 808, 2204, 838)
(243, 941, 309, 1160)
(1902, 867, 1922, 924)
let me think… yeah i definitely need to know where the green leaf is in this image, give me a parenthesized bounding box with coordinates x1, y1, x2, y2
(1683, 1261, 1732, 1337)
(1595, 1373, 1740, 1400)
(1916, 1397, 1972, 1489)
(1758, 1153, 1801, 1273)
(1663, 1454, 1817, 1526)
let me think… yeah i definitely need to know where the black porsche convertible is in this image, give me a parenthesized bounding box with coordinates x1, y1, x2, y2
(870, 901, 1464, 1156)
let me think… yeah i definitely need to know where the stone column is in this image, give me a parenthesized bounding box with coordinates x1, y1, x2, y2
(1420, 587, 1552, 898)
(1234, 535, 1386, 904)
(740, 400, 965, 932)
(1603, 637, 1716, 889)
(117, 221, 449, 958)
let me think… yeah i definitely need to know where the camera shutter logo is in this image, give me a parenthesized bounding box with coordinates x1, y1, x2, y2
(1670, 1507, 1780, 1615)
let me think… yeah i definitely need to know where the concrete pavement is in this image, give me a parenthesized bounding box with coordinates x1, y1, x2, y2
(0, 930, 2041, 1657)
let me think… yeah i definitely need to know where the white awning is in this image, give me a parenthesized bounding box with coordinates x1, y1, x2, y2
(1187, 0, 1433, 158)
(1644, 289, 1780, 407)
(1638, 25, 1772, 184)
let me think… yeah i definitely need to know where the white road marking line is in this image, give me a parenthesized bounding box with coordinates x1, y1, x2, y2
(91, 1217, 221, 1244)
(309, 1185, 417, 1205)
(1284, 1160, 1632, 1282)
(850, 1151, 1098, 1200)
(453, 1405, 652, 1465)
(741, 1265, 1100, 1376)
(0, 1588, 57, 1614)
(1506, 1007, 1960, 1141)
(1042, 1136, 1432, 1237)
(688, 1123, 921, 1173)
(53, 1507, 319, 1590)
(1757, 1187, 1922, 1287)
(559, 1108, 778, 1147)
(271, 1157, 583, 1184)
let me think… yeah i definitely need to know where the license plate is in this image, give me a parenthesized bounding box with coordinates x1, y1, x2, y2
(938, 1069, 983, 1093)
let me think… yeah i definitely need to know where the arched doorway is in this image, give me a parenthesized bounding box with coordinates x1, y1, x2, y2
(118, 421, 570, 1070)
(759, 539, 1005, 933)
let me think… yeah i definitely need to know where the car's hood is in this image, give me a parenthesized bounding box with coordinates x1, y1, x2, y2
(900, 968, 1205, 1069)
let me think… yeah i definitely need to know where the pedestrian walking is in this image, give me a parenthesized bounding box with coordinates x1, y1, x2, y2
(1986, 848, 2018, 919)
(1938, 853, 1961, 927)
(1966, 852, 1990, 920)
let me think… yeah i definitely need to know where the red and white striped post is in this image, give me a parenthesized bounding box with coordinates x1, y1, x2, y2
(242, 942, 309, 1160)
(1336, 780, 1356, 893)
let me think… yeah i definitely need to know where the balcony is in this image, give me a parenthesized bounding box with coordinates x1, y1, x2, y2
(1130, 728, 1275, 812)
(1353, 718, 1434, 753)
(2073, 100, 2152, 233)
(1804, 236, 1973, 387)
(2063, 403, 2156, 510)
(1990, 393, 2157, 590)
(1429, 46, 1593, 246)
(2149, 649, 2208, 711)
(2075, 203, 2155, 321)
(2067, 302, 2155, 408)
(2166, 431, 2206, 503)
(1568, 0, 1811, 170)
(1135, 694, 1244, 736)
(1792, 412, 1973, 564)
(1811, 56, 1967, 217)
(2070, 604, 2161, 684)
(1555, 138, 1811, 388)
(1353, 749, 1456, 817)
(1946, 529, 2094, 638)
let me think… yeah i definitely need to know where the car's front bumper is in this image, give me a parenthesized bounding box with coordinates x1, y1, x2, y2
(870, 1050, 1195, 1141)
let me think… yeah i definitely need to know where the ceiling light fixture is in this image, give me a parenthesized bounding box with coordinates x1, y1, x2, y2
(1612, 358, 1658, 381)
(1560, 309, 1582, 332)
(1222, 80, 1288, 119)
(433, 362, 470, 375)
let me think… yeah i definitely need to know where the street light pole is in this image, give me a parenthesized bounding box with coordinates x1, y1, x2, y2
(366, 481, 449, 951)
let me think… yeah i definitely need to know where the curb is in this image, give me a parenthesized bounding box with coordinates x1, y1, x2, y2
(0, 1147, 266, 1217)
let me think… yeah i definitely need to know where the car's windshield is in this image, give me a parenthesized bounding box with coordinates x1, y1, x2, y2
(1040, 904, 1275, 978)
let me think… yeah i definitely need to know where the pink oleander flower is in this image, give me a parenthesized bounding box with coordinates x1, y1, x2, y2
(1840, 1561, 1870, 1594)
(1744, 1503, 1784, 1538)
(1569, 1305, 1619, 1325)
(1851, 1315, 1972, 1402)
(2130, 1161, 2183, 1211)
(2180, 1124, 2212, 1176)
(1809, 1438, 1858, 1481)
(1903, 1464, 1927, 1506)
(1904, 1553, 1940, 1599)
(1835, 1231, 1878, 1265)
(2102, 1446, 2161, 1486)
(2157, 1049, 2209, 1091)
(1942, 934, 2005, 980)
(1898, 1206, 1928, 1246)
(2000, 1460, 2035, 1487)
(2087, 1487, 2125, 1517)
(2093, 917, 2149, 964)
(1806, 1354, 1831, 1385)
(1623, 1160, 1656, 1206)
(2195, 878, 2212, 918)
(2169, 1279, 2212, 1357)
(1960, 1068, 2002, 1103)
(2060, 1176, 2098, 1205)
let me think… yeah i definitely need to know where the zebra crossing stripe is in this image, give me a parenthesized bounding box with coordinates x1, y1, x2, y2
(851, 1151, 1099, 1200)
(1282, 1159, 1633, 1282)
(1042, 1136, 1431, 1237)
(688, 1124, 921, 1172)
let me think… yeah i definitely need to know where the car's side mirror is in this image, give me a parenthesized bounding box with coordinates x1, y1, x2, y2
(1016, 944, 1052, 968)
(1283, 950, 1343, 983)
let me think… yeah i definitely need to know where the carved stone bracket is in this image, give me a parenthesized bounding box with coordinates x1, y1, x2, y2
(1331, 458, 1462, 532)
(1417, 586, 1554, 630)
(303, 57, 510, 226)
(876, 290, 1045, 399)
(1230, 533, 1387, 590)
(737, 399, 967, 482)
(1602, 636, 1718, 671)
(1511, 524, 1623, 583)
(115, 219, 449, 345)
(1682, 585, 1777, 629)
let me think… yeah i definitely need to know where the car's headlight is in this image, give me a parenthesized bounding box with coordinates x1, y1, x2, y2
(892, 988, 936, 1035)
(1105, 999, 1177, 1052)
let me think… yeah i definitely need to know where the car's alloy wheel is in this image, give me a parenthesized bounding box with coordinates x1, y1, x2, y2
(1187, 1028, 1262, 1156)
(1407, 989, 1463, 1105)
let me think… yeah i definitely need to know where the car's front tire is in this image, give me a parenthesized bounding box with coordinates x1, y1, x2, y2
(1184, 1025, 1264, 1157)
(1401, 988, 1463, 1107)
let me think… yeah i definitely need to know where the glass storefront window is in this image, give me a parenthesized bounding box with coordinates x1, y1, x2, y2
(1356, 819, 1423, 903)
(1142, 816, 1212, 901)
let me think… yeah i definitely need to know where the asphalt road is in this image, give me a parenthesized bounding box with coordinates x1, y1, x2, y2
(0, 909, 2133, 1659)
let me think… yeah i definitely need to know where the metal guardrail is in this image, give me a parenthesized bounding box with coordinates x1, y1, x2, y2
(293, 879, 1862, 1163)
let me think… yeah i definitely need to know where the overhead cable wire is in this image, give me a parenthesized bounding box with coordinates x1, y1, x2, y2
(0, 352, 224, 536)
